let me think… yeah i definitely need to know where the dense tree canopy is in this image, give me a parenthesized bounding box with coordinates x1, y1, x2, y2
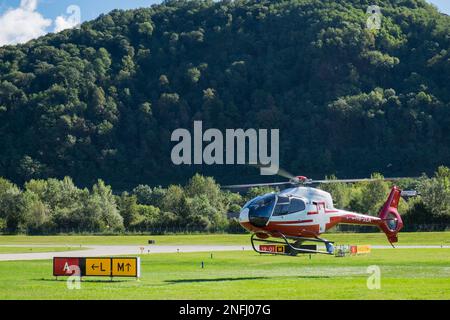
(0, 0, 449, 188)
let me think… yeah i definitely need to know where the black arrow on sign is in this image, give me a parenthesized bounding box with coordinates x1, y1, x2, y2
(91, 263, 106, 271)
(125, 263, 131, 271)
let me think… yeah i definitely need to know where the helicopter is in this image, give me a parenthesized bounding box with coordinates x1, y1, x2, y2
(224, 170, 416, 256)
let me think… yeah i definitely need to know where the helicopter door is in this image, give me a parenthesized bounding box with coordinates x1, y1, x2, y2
(315, 202, 327, 233)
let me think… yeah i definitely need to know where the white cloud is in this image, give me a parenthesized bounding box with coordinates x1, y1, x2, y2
(54, 15, 74, 33)
(0, 0, 52, 46)
(54, 5, 81, 33)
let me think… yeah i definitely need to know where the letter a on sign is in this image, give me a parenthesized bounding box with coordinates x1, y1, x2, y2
(53, 258, 80, 276)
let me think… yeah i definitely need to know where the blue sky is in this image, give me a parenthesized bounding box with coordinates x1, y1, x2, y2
(428, 0, 450, 14)
(0, 0, 448, 46)
(0, 0, 161, 22)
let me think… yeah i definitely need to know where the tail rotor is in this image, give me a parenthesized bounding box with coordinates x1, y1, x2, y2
(378, 186, 404, 244)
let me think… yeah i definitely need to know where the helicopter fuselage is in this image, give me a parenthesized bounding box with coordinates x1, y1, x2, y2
(238, 186, 391, 240)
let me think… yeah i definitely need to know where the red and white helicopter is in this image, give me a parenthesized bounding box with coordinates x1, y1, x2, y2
(225, 171, 415, 256)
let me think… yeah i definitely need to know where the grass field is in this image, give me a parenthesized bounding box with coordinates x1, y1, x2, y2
(0, 248, 448, 299)
(0, 232, 449, 300)
(0, 246, 88, 254)
(0, 231, 449, 246)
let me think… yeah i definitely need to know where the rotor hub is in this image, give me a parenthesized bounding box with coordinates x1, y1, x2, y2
(290, 176, 311, 185)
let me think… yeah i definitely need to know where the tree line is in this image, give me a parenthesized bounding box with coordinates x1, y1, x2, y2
(0, 167, 449, 234)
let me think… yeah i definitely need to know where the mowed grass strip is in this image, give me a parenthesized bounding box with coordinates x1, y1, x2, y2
(0, 246, 88, 254)
(0, 248, 448, 300)
(0, 232, 449, 246)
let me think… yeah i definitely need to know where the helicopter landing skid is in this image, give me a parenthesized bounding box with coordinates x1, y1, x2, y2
(250, 232, 334, 256)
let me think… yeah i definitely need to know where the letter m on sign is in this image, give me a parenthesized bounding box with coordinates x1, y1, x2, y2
(117, 263, 124, 272)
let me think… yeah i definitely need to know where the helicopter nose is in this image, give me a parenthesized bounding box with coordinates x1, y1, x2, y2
(239, 208, 249, 223)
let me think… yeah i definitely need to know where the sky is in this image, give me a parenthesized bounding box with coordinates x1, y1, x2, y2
(0, 0, 449, 46)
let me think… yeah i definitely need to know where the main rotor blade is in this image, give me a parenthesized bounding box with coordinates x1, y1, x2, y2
(221, 181, 291, 189)
(247, 164, 296, 180)
(312, 177, 411, 184)
(276, 168, 296, 180)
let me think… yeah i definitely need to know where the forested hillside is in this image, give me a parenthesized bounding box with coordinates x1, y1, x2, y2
(0, 0, 449, 188)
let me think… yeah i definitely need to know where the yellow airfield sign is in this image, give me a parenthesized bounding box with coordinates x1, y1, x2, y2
(85, 258, 111, 276)
(356, 245, 371, 254)
(112, 258, 139, 277)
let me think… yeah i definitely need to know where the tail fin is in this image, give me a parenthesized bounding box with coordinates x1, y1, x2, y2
(378, 186, 404, 244)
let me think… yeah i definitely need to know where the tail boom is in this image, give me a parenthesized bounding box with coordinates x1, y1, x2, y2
(334, 186, 404, 244)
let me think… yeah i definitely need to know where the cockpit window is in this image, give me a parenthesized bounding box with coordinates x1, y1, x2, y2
(272, 197, 306, 216)
(289, 198, 306, 213)
(245, 193, 276, 227)
(245, 194, 276, 212)
(273, 196, 290, 216)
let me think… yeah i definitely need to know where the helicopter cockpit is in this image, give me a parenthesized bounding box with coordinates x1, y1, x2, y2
(244, 193, 306, 227)
(244, 194, 276, 227)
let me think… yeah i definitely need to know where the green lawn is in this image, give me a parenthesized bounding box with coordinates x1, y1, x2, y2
(0, 232, 449, 246)
(0, 246, 88, 254)
(0, 248, 448, 299)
